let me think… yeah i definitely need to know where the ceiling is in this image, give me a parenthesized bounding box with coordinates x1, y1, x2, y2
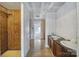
(0, 2, 21, 10)
(0, 2, 65, 18)
(25, 2, 65, 18)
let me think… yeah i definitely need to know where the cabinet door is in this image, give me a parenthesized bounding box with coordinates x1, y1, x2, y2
(50, 39, 53, 52)
(48, 36, 51, 47)
(53, 40, 56, 56)
(55, 42, 62, 57)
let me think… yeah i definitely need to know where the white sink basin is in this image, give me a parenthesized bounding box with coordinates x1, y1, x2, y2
(51, 36, 60, 40)
(60, 41, 76, 50)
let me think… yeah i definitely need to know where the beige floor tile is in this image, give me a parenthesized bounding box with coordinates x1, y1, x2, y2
(27, 39, 54, 57)
(28, 48, 53, 57)
(2, 50, 21, 57)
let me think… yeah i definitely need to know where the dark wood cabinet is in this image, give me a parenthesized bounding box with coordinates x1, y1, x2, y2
(48, 36, 51, 48)
(53, 40, 63, 56)
(48, 35, 76, 57)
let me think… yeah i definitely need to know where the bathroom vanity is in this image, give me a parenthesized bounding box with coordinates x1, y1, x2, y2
(48, 35, 76, 57)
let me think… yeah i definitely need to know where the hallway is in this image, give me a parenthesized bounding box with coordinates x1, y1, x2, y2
(27, 40, 53, 57)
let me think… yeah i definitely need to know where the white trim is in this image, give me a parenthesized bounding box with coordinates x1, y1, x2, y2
(21, 3, 24, 57)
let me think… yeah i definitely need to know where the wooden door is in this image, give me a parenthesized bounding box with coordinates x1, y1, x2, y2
(0, 11, 8, 54)
(41, 19, 45, 40)
(8, 10, 21, 50)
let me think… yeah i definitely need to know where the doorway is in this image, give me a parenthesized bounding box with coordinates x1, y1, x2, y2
(0, 3, 21, 57)
(31, 19, 46, 51)
(34, 19, 41, 50)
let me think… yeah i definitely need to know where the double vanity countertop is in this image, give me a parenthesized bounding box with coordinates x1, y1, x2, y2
(49, 35, 76, 55)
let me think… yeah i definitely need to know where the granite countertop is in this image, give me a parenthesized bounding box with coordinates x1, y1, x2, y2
(49, 35, 76, 55)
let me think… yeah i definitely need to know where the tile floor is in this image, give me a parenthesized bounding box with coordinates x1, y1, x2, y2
(27, 48, 53, 57)
(2, 50, 21, 57)
(27, 39, 54, 57)
(1, 40, 53, 57)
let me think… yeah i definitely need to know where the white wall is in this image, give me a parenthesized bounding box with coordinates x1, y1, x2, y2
(56, 3, 76, 42)
(77, 2, 79, 57)
(45, 13, 56, 47)
(23, 3, 30, 57)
